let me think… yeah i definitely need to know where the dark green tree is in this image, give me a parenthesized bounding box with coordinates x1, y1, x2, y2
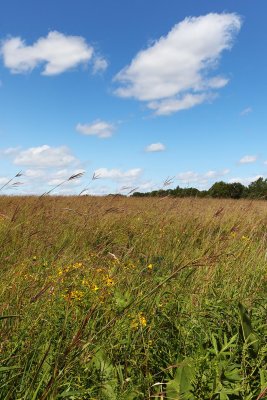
(247, 178, 267, 199)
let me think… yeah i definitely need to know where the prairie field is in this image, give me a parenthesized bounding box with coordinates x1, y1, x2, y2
(0, 195, 267, 399)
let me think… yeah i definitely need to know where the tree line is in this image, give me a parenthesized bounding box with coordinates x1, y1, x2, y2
(132, 177, 267, 199)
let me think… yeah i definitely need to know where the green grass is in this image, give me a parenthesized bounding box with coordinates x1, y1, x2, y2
(0, 196, 267, 399)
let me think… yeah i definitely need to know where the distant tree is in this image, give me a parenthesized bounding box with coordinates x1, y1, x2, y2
(209, 181, 232, 198)
(182, 187, 200, 197)
(228, 182, 246, 199)
(247, 178, 267, 199)
(131, 179, 266, 200)
(132, 191, 146, 197)
(198, 190, 209, 198)
(209, 181, 245, 199)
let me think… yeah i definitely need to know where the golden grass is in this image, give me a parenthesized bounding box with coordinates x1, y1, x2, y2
(0, 196, 267, 399)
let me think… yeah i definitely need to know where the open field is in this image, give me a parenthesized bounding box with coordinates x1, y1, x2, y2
(0, 196, 267, 399)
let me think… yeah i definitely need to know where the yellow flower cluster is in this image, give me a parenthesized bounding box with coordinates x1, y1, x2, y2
(130, 313, 147, 330)
(230, 232, 250, 242)
(64, 290, 84, 301)
(105, 276, 114, 287)
(58, 262, 84, 276)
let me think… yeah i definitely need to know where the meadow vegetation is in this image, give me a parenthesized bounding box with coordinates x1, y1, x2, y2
(0, 195, 267, 399)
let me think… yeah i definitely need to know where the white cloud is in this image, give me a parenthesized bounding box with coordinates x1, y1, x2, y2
(1, 31, 98, 75)
(145, 142, 166, 152)
(148, 93, 215, 116)
(228, 175, 263, 185)
(204, 169, 230, 178)
(177, 171, 201, 183)
(92, 56, 108, 74)
(12, 145, 77, 167)
(177, 169, 230, 186)
(47, 168, 85, 186)
(239, 155, 258, 164)
(76, 120, 115, 138)
(0, 177, 8, 185)
(240, 107, 252, 116)
(114, 13, 241, 115)
(94, 167, 142, 181)
(2, 147, 20, 155)
(24, 169, 46, 178)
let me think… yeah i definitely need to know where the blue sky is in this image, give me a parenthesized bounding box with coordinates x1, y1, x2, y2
(0, 0, 266, 194)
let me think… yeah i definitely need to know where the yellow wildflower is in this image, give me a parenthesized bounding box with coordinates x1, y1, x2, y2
(65, 290, 84, 301)
(73, 262, 83, 269)
(130, 313, 147, 330)
(92, 284, 99, 291)
(139, 315, 147, 327)
(242, 235, 250, 241)
(106, 277, 114, 287)
(147, 264, 153, 270)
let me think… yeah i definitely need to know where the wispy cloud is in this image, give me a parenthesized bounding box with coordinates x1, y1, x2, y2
(76, 120, 115, 138)
(0, 31, 107, 75)
(239, 155, 258, 164)
(92, 56, 108, 74)
(148, 93, 216, 116)
(145, 142, 166, 152)
(114, 13, 241, 115)
(240, 107, 252, 116)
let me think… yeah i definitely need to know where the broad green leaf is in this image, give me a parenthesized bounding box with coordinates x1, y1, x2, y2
(166, 358, 195, 400)
(238, 302, 259, 355)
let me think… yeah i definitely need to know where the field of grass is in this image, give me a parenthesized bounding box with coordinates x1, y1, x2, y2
(0, 195, 267, 399)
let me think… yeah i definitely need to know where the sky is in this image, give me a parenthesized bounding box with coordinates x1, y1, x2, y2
(0, 0, 266, 195)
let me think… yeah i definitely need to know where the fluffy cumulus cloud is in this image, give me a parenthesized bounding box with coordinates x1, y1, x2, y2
(0, 31, 107, 75)
(47, 168, 85, 186)
(11, 145, 77, 168)
(228, 175, 263, 185)
(94, 167, 142, 181)
(145, 142, 166, 152)
(24, 169, 46, 179)
(177, 169, 230, 186)
(76, 120, 115, 138)
(239, 155, 258, 164)
(114, 13, 241, 115)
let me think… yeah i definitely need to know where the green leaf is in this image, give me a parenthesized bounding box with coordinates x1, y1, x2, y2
(260, 369, 267, 391)
(166, 358, 195, 399)
(238, 302, 259, 356)
(114, 290, 132, 311)
(223, 365, 242, 383)
(0, 366, 21, 372)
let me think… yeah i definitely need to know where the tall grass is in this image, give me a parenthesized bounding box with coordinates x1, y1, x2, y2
(0, 196, 267, 399)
